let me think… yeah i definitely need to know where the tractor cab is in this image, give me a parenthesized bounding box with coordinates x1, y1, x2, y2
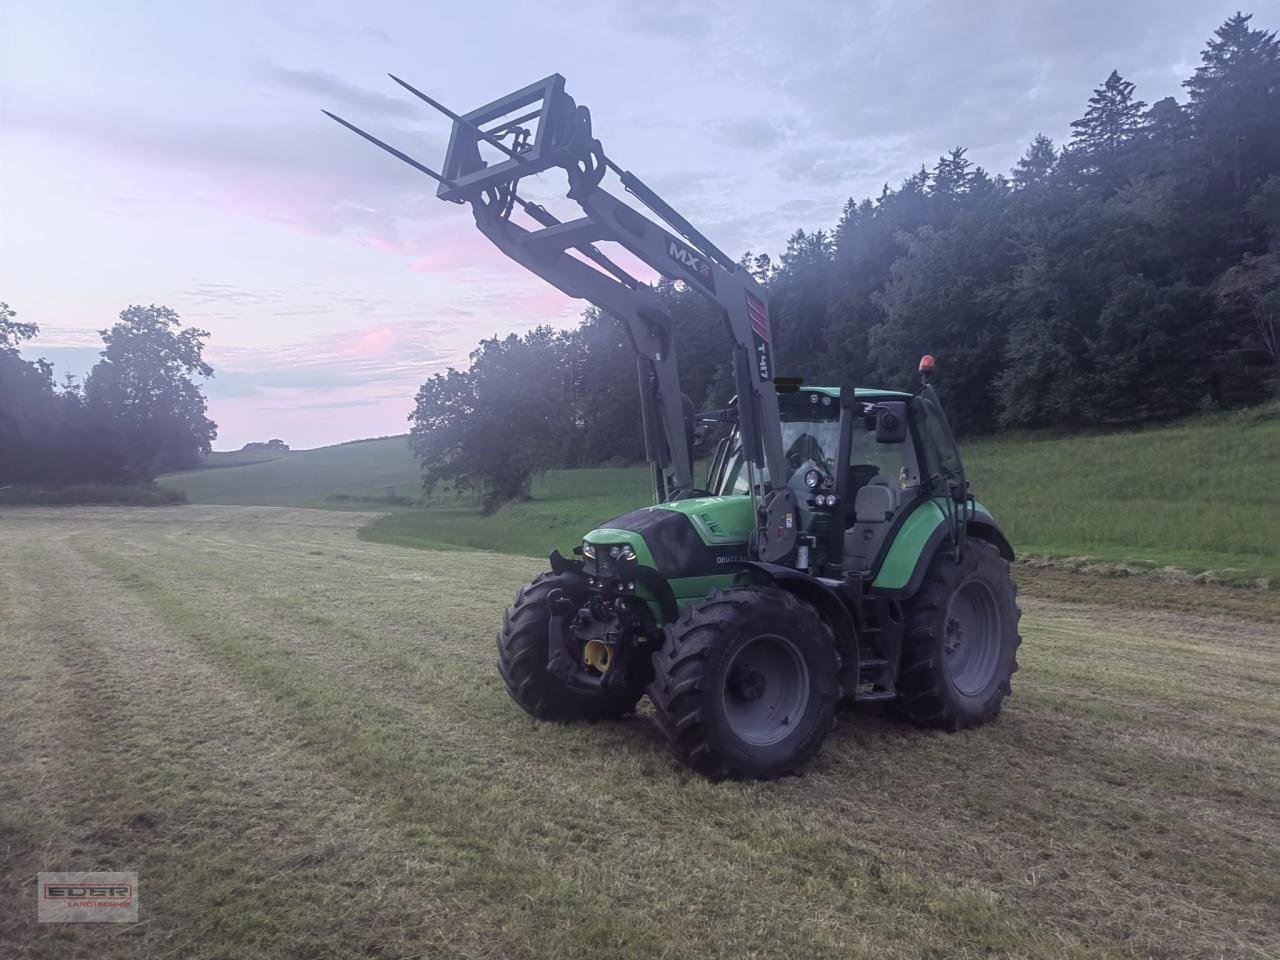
(703, 385, 964, 582)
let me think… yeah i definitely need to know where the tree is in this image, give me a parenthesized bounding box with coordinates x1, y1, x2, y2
(1085, 279, 1222, 421)
(870, 194, 1018, 432)
(1184, 12, 1280, 194)
(0, 301, 39, 350)
(1216, 253, 1280, 367)
(1067, 70, 1147, 187)
(408, 327, 581, 512)
(0, 301, 61, 483)
(83, 304, 217, 478)
(1013, 135, 1058, 189)
(931, 147, 975, 198)
(769, 229, 835, 377)
(575, 309, 646, 463)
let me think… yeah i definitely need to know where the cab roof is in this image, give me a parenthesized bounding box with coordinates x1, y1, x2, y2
(794, 386, 913, 400)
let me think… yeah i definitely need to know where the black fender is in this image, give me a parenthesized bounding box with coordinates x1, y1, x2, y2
(967, 517, 1014, 561)
(730, 561, 859, 689)
(549, 549, 584, 576)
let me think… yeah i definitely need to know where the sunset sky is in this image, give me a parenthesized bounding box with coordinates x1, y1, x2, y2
(1, 0, 1252, 449)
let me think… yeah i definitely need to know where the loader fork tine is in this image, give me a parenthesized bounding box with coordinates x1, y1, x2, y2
(321, 110, 458, 193)
(323, 109, 636, 287)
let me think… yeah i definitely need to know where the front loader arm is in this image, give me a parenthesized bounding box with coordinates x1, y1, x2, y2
(470, 207, 694, 500)
(567, 184, 790, 493)
(325, 72, 798, 562)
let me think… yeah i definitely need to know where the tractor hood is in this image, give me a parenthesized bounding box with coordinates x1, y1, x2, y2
(583, 496, 753, 580)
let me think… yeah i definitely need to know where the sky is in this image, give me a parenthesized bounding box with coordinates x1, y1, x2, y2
(2, 0, 1272, 449)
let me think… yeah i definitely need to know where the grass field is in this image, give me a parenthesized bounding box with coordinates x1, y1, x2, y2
(162, 408, 1280, 582)
(1, 505, 1277, 959)
(190, 449, 293, 470)
(160, 437, 422, 507)
(0, 483, 186, 506)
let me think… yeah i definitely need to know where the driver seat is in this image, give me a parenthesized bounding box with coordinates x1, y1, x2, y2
(843, 480, 901, 575)
(847, 463, 880, 497)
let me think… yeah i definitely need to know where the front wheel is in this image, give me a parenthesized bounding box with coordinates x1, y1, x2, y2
(496, 572, 643, 722)
(648, 587, 839, 780)
(897, 539, 1021, 730)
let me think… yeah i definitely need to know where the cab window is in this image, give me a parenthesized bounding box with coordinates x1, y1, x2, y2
(848, 428, 914, 491)
(914, 395, 962, 485)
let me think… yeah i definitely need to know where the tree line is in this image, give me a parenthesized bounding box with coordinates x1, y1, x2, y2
(0, 303, 217, 486)
(411, 12, 1280, 507)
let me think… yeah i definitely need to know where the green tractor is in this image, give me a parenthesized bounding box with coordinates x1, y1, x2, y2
(329, 73, 1021, 779)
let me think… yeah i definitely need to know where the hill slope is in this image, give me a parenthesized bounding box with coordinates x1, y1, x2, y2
(159, 437, 421, 507)
(161, 410, 1280, 581)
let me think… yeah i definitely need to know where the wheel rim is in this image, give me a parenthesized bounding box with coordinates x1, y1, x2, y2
(723, 634, 810, 746)
(943, 578, 1003, 696)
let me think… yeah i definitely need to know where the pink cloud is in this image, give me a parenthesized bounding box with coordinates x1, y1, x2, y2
(340, 324, 398, 359)
(406, 226, 504, 273)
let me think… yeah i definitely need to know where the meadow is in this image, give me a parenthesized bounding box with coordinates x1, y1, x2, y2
(160, 407, 1280, 582)
(158, 436, 422, 507)
(3, 408, 1256, 957)
(2, 505, 1276, 959)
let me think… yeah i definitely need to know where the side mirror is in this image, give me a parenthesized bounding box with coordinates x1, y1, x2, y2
(874, 401, 907, 444)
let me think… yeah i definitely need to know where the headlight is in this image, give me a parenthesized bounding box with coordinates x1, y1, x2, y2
(582, 541, 596, 559)
(608, 544, 636, 561)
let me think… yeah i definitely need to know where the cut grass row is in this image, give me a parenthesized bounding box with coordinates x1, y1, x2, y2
(159, 406, 1280, 582)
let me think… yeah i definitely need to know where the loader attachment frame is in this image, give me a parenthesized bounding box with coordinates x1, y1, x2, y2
(326, 73, 797, 563)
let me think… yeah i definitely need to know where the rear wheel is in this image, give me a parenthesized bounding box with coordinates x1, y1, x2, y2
(648, 587, 839, 780)
(496, 572, 643, 722)
(897, 539, 1021, 729)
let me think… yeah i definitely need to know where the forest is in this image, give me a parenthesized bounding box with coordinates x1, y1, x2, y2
(0, 304, 216, 486)
(410, 13, 1279, 507)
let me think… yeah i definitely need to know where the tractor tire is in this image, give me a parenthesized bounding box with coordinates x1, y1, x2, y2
(648, 587, 839, 780)
(897, 539, 1021, 730)
(496, 572, 643, 722)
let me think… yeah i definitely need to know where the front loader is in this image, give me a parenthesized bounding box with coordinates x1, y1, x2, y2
(328, 74, 1022, 780)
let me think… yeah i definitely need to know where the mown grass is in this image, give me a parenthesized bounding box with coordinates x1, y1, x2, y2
(1, 506, 1276, 959)
(161, 408, 1280, 581)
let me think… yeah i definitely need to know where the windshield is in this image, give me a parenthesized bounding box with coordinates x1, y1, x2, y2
(713, 404, 923, 523)
(716, 416, 841, 509)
